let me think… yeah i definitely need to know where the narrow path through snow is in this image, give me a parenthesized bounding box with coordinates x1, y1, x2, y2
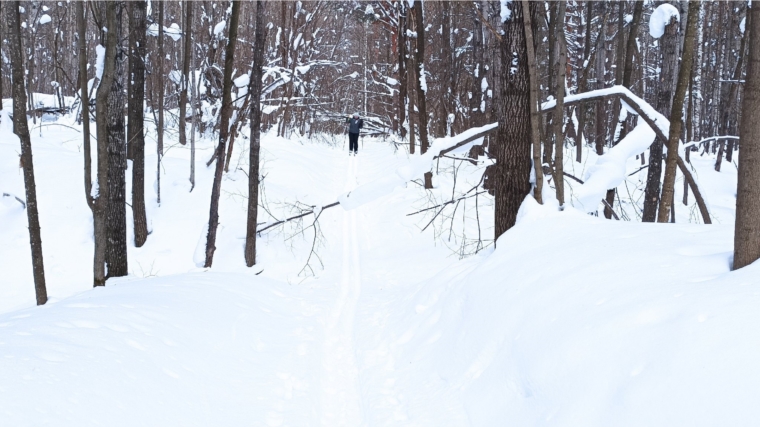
(319, 154, 365, 426)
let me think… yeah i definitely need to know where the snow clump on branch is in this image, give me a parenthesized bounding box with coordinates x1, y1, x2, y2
(649, 4, 680, 39)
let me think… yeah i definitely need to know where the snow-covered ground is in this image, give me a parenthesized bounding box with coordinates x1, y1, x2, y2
(1, 109, 759, 426)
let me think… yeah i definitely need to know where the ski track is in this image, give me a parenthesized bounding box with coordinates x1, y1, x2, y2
(319, 154, 365, 426)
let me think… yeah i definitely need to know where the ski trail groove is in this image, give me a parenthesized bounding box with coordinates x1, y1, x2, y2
(319, 155, 364, 426)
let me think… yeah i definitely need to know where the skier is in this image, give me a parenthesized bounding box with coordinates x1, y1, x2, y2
(345, 113, 363, 156)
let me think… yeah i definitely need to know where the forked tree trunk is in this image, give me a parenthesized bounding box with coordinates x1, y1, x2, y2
(204, 0, 241, 268)
(105, 4, 128, 278)
(642, 16, 679, 222)
(658, 1, 701, 223)
(129, 0, 148, 248)
(733, 3, 760, 270)
(494, 1, 534, 240)
(245, 0, 268, 267)
(7, 0, 47, 305)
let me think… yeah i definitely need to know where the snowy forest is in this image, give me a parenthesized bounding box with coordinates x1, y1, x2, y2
(2, 0, 760, 425)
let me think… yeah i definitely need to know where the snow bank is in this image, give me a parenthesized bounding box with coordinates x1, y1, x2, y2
(649, 4, 680, 38)
(359, 209, 760, 426)
(0, 273, 328, 426)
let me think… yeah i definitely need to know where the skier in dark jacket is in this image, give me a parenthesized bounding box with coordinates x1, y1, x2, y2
(346, 113, 363, 155)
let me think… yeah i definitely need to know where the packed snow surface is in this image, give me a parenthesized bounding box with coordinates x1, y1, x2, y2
(1, 105, 758, 425)
(649, 4, 680, 39)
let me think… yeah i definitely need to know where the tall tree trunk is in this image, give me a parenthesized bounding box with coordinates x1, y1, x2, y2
(552, 0, 567, 207)
(93, 0, 117, 287)
(106, 3, 128, 278)
(0, 2, 3, 110)
(716, 8, 749, 171)
(594, 2, 607, 158)
(642, 16, 679, 222)
(7, 0, 47, 305)
(129, 0, 148, 248)
(245, 0, 268, 268)
(204, 0, 241, 268)
(397, 2, 407, 139)
(412, 0, 429, 154)
(522, 0, 542, 205)
(494, 1, 534, 240)
(156, 0, 164, 205)
(179, 1, 192, 147)
(733, 3, 760, 270)
(658, 1, 701, 223)
(77, 1, 94, 211)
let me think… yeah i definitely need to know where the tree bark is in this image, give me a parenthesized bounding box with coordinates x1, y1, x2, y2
(494, 1, 534, 240)
(106, 3, 128, 278)
(129, 0, 148, 248)
(245, 0, 267, 268)
(397, 3, 407, 139)
(179, 1, 192, 147)
(642, 16, 679, 222)
(552, 0, 567, 207)
(521, 0, 542, 205)
(7, 0, 47, 305)
(412, 0, 429, 154)
(77, 1, 94, 211)
(733, 3, 760, 269)
(658, 1, 701, 223)
(156, 0, 164, 205)
(93, 0, 117, 287)
(204, 0, 241, 268)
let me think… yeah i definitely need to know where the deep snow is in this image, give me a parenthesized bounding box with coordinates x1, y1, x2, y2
(1, 106, 758, 426)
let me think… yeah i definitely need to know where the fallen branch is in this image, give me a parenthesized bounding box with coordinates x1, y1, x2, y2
(257, 201, 340, 234)
(407, 190, 488, 217)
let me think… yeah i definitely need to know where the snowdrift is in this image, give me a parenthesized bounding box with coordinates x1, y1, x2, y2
(2, 200, 759, 426)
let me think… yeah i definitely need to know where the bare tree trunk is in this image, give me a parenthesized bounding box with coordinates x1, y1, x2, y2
(129, 0, 148, 248)
(93, 0, 117, 287)
(412, 0, 429, 154)
(7, 0, 47, 305)
(407, 9, 416, 155)
(397, 2, 407, 139)
(77, 1, 94, 211)
(521, 0, 542, 205)
(494, 1, 533, 239)
(204, 0, 241, 268)
(106, 3, 128, 278)
(245, 0, 267, 268)
(178, 1, 192, 147)
(658, 1, 701, 223)
(156, 0, 164, 205)
(552, 0, 567, 207)
(716, 9, 748, 172)
(733, 3, 760, 270)
(642, 16, 679, 222)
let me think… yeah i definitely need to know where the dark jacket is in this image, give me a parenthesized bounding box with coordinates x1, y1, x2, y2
(347, 117, 363, 134)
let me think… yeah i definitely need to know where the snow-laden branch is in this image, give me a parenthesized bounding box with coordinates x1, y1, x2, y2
(543, 85, 712, 223)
